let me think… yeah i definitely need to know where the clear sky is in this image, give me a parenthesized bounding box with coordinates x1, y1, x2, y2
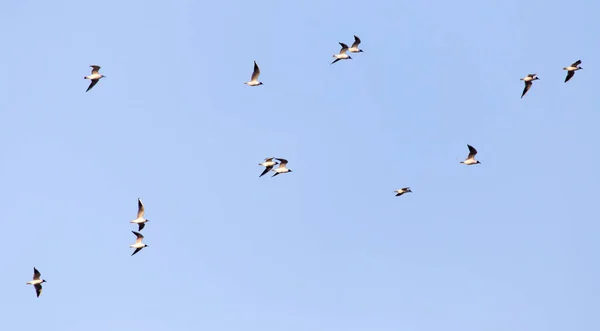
(1, 0, 598, 330)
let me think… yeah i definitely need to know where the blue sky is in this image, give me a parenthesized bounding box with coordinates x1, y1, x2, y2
(1, 0, 598, 330)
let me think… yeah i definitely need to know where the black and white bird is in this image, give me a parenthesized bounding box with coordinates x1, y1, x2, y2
(563, 60, 583, 83)
(130, 198, 149, 231)
(244, 61, 263, 86)
(130, 231, 148, 256)
(348, 35, 364, 53)
(394, 187, 412, 196)
(26, 267, 46, 298)
(331, 43, 352, 65)
(272, 158, 293, 177)
(84, 65, 105, 92)
(520, 74, 539, 98)
(258, 157, 279, 177)
(460, 144, 481, 165)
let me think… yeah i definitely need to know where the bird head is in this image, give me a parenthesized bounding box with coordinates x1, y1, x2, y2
(288, 169, 293, 172)
(144, 244, 149, 247)
(359, 50, 364, 53)
(349, 56, 353, 60)
(42, 279, 47, 283)
(476, 161, 481, 164)
(534, 77, 539, 80)
(259, 82, 264, 85)
(407, 189, 412, 193)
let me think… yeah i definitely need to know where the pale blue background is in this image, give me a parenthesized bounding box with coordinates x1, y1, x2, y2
(1, 0, 598, 330)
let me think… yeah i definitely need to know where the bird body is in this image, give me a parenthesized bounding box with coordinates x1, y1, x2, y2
(331, 43, 352, 65)
(245, 61, 263, 86)
(259, 157, 279, 177)
(394, 187, 412, 196)
(84, 65, 105, 92)
(520, 74, 539, 98)
(563, 60, 582, 83)
(461, 144, 481, 165)
(348, 35, 364, 53)
(26, 267, 46, 298)
(271, 158, 293, 177)
(130, 231, 148, 256)
(130, 198, 149, 231)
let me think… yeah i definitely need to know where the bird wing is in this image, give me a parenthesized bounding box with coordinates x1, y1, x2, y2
(467, 144, 478, 159)
(138, 223, 146, 231)
(33, 267, 41, 280)
(339, 42, 349, 53)
(131, 247, 143, 256)
(264, 157, 274, 162)
(571, 60, 581, 67)
(251, 61, 260, 82)
(90, 65, 101, 75)
(330, 58, 341, 65)
(86, 79, 99, 92)
(527, 73, 536, 78)
(275, 158, 288, 166)
(565, 70, 575, 83)
(401, 187, 410, 191)
(137, 199, 145, 219)
(351, 35, 361, 48)
(34, 284, 42, 298)
(259, 166, 273, 177)
(132, 231, 144, 243)
(521, 81, 532, 98)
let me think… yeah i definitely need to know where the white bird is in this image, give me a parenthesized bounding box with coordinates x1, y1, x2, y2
(460, 144, 481, 165)
(563, 60, 582, 83)
(259, 157, 279, 177)
(130, 231, 148, 256)
(394, 187, 412, 196)
(520, 73, 539, 98)
(130, 198, 149, 231)
(84, 65, 105, 92)
(244, 61, 263, 86)
(26, 267, 46, 298)
(272, 158, 293, 177)
(348, 35, 364, 53)
(331, 42, 352, 65)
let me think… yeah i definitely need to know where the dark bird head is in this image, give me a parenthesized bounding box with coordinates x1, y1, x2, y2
(144, 244, 149, 247)
(146, 219, 149, 222)
(359, 50, 364, 53)
(288, 169, 293, 172)
(259, 82, 264, 85)
(42, 279, 47, 283)
(579, 67, 583, 70)
(406, 189, 412, 193)
(476, 161, 481, 164)
(349, 56, 353, 60)
(534, 77, 539, 80)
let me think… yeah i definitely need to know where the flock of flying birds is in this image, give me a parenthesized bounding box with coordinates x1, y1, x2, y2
(26, 198, 151, 297)
(25, 35, 585, 298)
(520, 60, 583, 98)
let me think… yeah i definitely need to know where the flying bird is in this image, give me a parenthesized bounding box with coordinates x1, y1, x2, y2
(272, 158, 293, 177)
(130, 231, 148, 256)
(26, 267, 46, 298)
(244, 61, 263, 86)
(348, 35, 364, 53)
(460, 144, 481, 165)
(130, 198, 149, 231)
(563, 60, 583, 83)
(258, 157, 279, 177)
(520, 74, 539, 98)
(331, 42, 352, 65)
(394, 187, 412, 196)
(84, 65, 105, 92)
